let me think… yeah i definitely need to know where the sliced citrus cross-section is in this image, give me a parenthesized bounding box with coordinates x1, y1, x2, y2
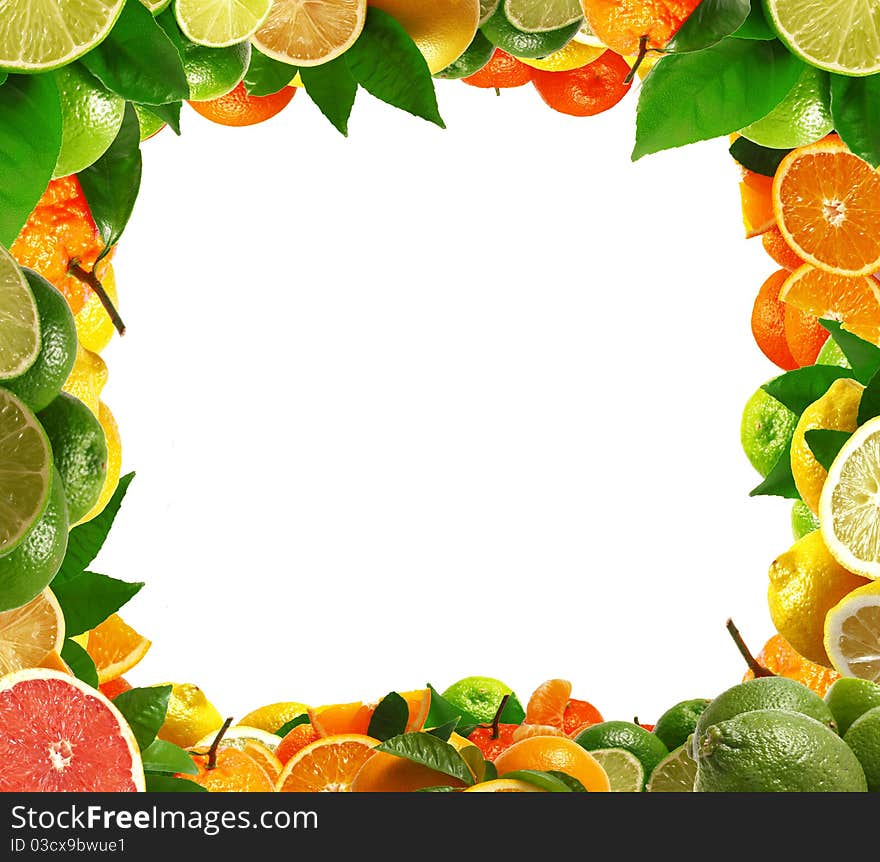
(175, 0, 272, 48)
(588, 747, 644, 792)
(504, 0, 583, 33)
(645, 744, 698, 792)
(84, 614, 152, 684)
(824, 581, 880, 680)
(0, 245, 39, 381)
(0, 588, 64, 675)
(276, 734, 378, 792)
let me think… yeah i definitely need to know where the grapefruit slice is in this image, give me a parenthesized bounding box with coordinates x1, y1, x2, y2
(0, 668, 144, 791)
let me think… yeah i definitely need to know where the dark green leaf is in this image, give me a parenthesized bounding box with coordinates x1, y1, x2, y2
(0, 73, 7, 87)
(500, 692, 525, 725)
(859, 368, 880, 425)
(669, 0, 751, 52)
(483, 760, 498, 781)
(762, 365, 855, 415)
(55, 473, 134, 583)
(135, 101, 181, 136)
(426, 683, 479, 728)
(0, 75, 63, 247)
(831, 75, 880, 168)
(729, 136, 791, 176)
(300, 58, 358, 136)
(805, 429, 851, 471)
(377, 733, 474, 785)
(822, 320, 880, 385)
(427, 718, 459, 741)
(60, 639, 98, 688)
(368, 692, 410, 741)
(732, 2, 775, 39)
(82, 1, 188, 105)
(244, 47, 298, 97)
(633, 39, 802, 160)
(500, 769, 581, 792)
(145, 774, 208, 792)
(275, 712, 310, 737)
(113, 686, 172, 751)
(79, 107, 142, 263)
(142, 739, 198, 775)
(52, 572, 143, 637)
(345, 8, 444, 127)
(547, 770, 588, 792)
(749, 440, 799, 499)
(415, 785, 458, 792)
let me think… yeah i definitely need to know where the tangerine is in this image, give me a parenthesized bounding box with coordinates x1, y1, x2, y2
(530, 51, 632, 117)
(188, 82, 296, 127)
(751, 270, 798, 370)
(462, 49, 531, 88)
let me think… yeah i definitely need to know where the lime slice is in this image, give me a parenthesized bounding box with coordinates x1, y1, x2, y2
(646, 744, 698, 792)
(0, 247, 39, 382)
(588, 748, 644, 792)
(0, 0, 126, 73)
(141, 0, 173, 13)
(503, 0, 583, 33)
(480, 0, 501, 26)
(0, 389, 52, 558)
(175, 0, 272, 48)
(764, 0, 880, 76)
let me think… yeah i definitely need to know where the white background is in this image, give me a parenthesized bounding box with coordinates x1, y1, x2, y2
(97, 75, 789, 724)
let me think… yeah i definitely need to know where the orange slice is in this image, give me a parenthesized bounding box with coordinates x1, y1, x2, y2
(402, 688, 431, 731)
(276, 734, 378, 792)
(309, 701, 373, 736)
(185, 747, 275, 792)
(740, 169, 776, 239)
(242, 740, 283, 780)
(0, 589, 65, 675)
(84, 614, 151, 684)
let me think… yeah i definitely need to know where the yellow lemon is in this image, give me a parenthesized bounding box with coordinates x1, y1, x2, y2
(74, 263, 118, 354)
(824, 580, 880, 680)
(62, 344, 108, 417)
(238, 701, 309, 733)
(519, 41, 604, 72)
(157, 682, 225, 749)
(76, 401, 121, 526)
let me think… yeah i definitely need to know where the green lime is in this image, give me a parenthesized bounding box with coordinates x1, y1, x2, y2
(646, 744, 697, 792)
(0, 0, 125, 72)
(693, 677, 836, 756)
(142, 0, 173, 13)
(825, 678, 880, 736)
(0, 245, 39, 381)
(588, 748, 644, 792)
(0, 466, 68, 613)
(52, 63, 125, 179)
(435, 31, 495, 79)
(503, 0, 583, 33)
(0, 389, 51, 557)
(175, 0, 271, 48)
(843, 706, 880, 791)
(740, 66, 832, 149)
(791, 499, 820, 540)
(480, 0, 501, 26)
(133, 104, 167, 142)
(3, 270, 77, 414)
(696, 709, 866, 792)
(815, 337, 850, 369)
(442, 676, 523, 724)
(763, 0, 880, 76)
(481, 3, 581, 58)
(38, 393, 108, 524)
(574, 721, 668, 787)
(653, 699, 710, 752)
(741, 386, 797, 478)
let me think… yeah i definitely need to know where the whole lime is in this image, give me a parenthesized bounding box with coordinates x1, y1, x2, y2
(791, 499, 820, 540)
(815, 337, 850, 369)
(825, 678, 880, 736)
(741, 387, 797, 478)
(696, 709, 866, 792)
(574, 721, 668, 786)
(481, 4, 581, 58)
(653, 699, 710, 752)
(843, 706, 880, 791)
(435, 30, 494, 79)
(441, 676, 522, 724)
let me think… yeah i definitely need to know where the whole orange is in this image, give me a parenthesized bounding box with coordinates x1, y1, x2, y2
(493, 736, 610, 791)
(530, 52, 632, 117)
(188, 82, 296, 127)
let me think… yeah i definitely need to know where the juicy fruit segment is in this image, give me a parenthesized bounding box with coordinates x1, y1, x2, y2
(278, 734, 377, 791)
(751, 270, 797, 371)
(581, 0, 701, 55)
(85, 615, 151, 684)
(0, 589, 64, 675)
(188, 82, 296, 126)
(653, 699, 710, 752)
(587, 748, 643, 792)
(524, 678, 571, 729)
(0, 669, 144, 791)
(574, 721, 667, 786)
(442, 675, 519, 724)
(645, 744, 697, 792)
(741, 387, 797, 478)
(843, 706, 880, 791)
(744, 634, 839, 697)
(696, 709, 866, 792)
(185, 746, 275, 791)
(78, 401, 121, 526)
(825, 678, 880, 735)
(276, 723, 320, 764)
(175, 0, 272, 48)
(740, 170, 775, 239)
(503, 0, 583, 33)
(0, 245, 39, 381)
(824, 581, 880, 680)
(494, 735, 610, 792)
(158, 682, 224, 748)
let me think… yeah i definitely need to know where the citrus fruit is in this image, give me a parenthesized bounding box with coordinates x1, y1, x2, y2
(563, 698, 603, 734)
(815, 336, 851, 369)
(468, 723, 519, 760)
(192, 724, 281, 752)
(85, 614, 151, 685)
(696, 708, 866, 792)
(442, 675, 521, 724)
(309, 701, 373, 736)
(0, 243, 39, 382)
(773, 137, 880, 278)
(0, 668, 144, 791)
(762, 225, 805, 272)
(481, 3, 582, 58)
(434, 30, 494, 79)
(824, 580, 880, 679)
(0, 588, 64, 675)
(524, 678, 571, 729)
(157, 682, 224, 748)
(480, 0, 500, 24)
(0, 466, 68, 613)
(518, 40, 604, 71)
(276, 722, 320, 764)
(768, 530, 868, 666)
(239, 701, 309, 734)
(653, 699, 710, 752)
(503, 0, 583, 33)
(531, 51, 632, 117)
(142, 0, 173, 12)
(645, 744, 697, 792)
(587, 748, 643, 792)
(741, 386, 797, 478)
(751, 270, 798, 370)
(825, 678, 880, 735)
(573, 721, 667, 786)
(843, 706, 880, 791)
(241, 740, 283, 780)
(0, 0, 126, 72)
(494, 735, 610, 791)
(791, 376, 863, 514)
(462, 48, 531, 87)
(740, 66, 832, 150)
(351, 747, 471, 791)
(464, 778, 545, 791)
(739, 169, 775, 239)
(253, 0, 367, 67)
(580, 0, 702, 55)
(370, 0, 480, 74)
(78, 400, 121, 526)
(74, 264, 118, 354)
(744, 634, 840, 696)
(784, 303, 828, 367)
(100, 676, 132, 699)
(278, 734, 378, 791)
(763, 0, 880, 76)
(175, 0, 271, 48)
(188, 81, 296, 126)
(185, 745, 275, 791)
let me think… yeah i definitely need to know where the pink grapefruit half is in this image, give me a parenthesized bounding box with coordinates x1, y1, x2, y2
(0, 668, 144, 791)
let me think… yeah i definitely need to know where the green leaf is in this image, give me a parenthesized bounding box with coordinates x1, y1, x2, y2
(427, 718, 459, 741)
(275, 712, 311, 737)
(732, 2, 775, 39)
(729, 136, 791, 176)
(79, 106, 142, 263)
(145, 774, 208, 792)
(142, 739, 198, 775)
(483, 760, 498, 781)
(300, 58, 358, 136)
(822, 320, 880, 385)
(367, 692, 410, 741)
(345, 8, 444, 128)
(415, 785, 458, 792)
(669, 0, 751, 52)
(805, 429, 851, 471)
(135, 101, 182, 136)
(633, 39, 802, 160)
(0, 75, 63, 247)
(377, 732, 474, 786)
(500, 769, 583, 792)
(55, 473, 134, 583)
(762, 365, 855, 415)
(547, 770, 588, 792)
(458, 743, 486, 783)
(500, 693, 525, 725)
(82, 1, 189, 105)
(830, 75, 880, 168)
(113, 685, 172, 751)
(859, 368, 880, 425)
(425, 683, 479, 728)
(749, 440, 799, 499)
(244, 47, 298, 97)
(52, 572, 143, 637)
(60, 639, 98, 688)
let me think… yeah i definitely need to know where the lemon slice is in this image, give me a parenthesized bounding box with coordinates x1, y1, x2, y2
(175, 0, 272, 48)
(504, 0, 583, 33)
(0, 0, 126, 72)
(824, 581, 880, 680)
(0, 246, 39, 381)
(0, 589, 64, 675)
(820, 415, 880, 579)
(193, 724, 282, 752)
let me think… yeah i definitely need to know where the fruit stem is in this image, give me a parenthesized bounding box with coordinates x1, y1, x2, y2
(624, 35, 649, 84)
(726, 618, 774, 678)
(494, 87, 501, 97)
(490, 694, 509, 740)
(206, 717, 234, 770)
(68, 260, 126, 336)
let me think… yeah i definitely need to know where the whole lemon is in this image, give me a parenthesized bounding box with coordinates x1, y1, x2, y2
(157, 682, 224, 749)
